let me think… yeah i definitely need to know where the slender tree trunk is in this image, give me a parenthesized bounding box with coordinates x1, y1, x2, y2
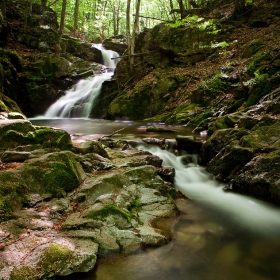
(55, 0, 67, 57)
(41, 0, 47, 7)
(177, 0, 184, 19)
(74, 0, 80, 37)
(24, 0, 32, 32)
(234, 0, 246, 14)
(128, 0, 141, 75)
(126, 0, 132, 71)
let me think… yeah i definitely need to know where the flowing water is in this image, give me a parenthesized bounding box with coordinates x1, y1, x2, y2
(32, 46, 280, 280)
(42, 46, 119, 118)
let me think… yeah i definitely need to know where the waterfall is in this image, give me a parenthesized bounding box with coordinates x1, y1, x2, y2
(43, 46, 119, 118)
(137, 143, 280, 239)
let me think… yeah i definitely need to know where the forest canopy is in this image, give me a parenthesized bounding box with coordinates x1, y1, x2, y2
(29, 0, 252, 42)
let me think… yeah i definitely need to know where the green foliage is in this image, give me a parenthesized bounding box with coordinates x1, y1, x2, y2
(167, 15, 204, 28)
(199, 73, 228, 95)
(247, 51, 270, 73)
(246, 70, 270, 107)
(167, 16, 220, 35)
(211, 41, 230, 49)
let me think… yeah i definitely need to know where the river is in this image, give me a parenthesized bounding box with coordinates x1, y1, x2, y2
(30, 118, 280, 280)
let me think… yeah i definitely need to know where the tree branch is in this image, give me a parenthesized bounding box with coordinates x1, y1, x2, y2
(100, 128, 125, 139)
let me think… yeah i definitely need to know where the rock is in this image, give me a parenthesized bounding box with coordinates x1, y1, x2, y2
(142, 138, 167, 149)
(0, 150, 86, 219)
(176, 136, 203, 154)
(158, 167, 175, 182)
(102, 35, 127, 55)
(146, 126, 177, 133)
(206, 144, 255, 181)
(199, 128, 250, 165)
(1, 151, 31, 162)
(231, 150, 280, 204)
(63, 35, 103, 63)
(73, 140, 108, 157)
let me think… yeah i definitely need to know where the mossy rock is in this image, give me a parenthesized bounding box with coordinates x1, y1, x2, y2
(239, 120, 280, 152)
(199, 128, 250, 165)
(34, 126, 72, 149)
(0, 92, 23, 113)
(0, 151, 86, 220)
(73, 140, 108, 157)
(231, 150, 280, 204)
(165, 104, 202, 124)
(206, 144, 255, 181)
(242, 38, 265, 58)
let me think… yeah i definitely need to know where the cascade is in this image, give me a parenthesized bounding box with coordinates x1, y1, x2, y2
(43, 46, 119, 118)
(137, 143, 280, 239)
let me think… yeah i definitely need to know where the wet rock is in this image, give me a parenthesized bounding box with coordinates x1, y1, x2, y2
(63, 35, 103, 63)
(142, 138, 167, 149)
(206, 144, 255, 181)
(176, 136, 203, 154)
(102, 35, 127, 55)
(199, 128, 250, 165)
(73, 140, 108, 157)
(146, 126, 177, 133)
(1, 151, 31, 162)
(231, 150, 280, 204)
(158, 167, 175, 182)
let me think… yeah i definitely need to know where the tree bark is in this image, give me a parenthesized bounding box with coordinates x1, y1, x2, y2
(129, 0, 141, 75)
(74, 0, 80, 37)
(55, 0, 67, 57)
(234, 0, 246, 14)
(126, 0, 132, 73)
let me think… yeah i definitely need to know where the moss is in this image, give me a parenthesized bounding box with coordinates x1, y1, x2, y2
(225, 98, 245, 114)
(42, 161, 80, 197)
(165, 103, 202, 124)
(0, 49, 23, 72)
(247, 51, 270, 73)
(0, 93, 23, 113)
(10, 266, 38, 280)
(34, 127, 72, 149)
(190, 109, 213, 126)
(245, 72, 271, 107)
(38, 244, 74, 275)
(84, 204, 132, 222)
(0, 99, 9, 111)
(242, 38, 265, 58)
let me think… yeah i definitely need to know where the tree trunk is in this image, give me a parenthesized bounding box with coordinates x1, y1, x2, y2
(41, 0, 47, 7)
(177, 0, 184, 19)
(126, 0, 132, 72)
(234, 0, 246, 14)
(24, 0, 32, 32)
(55, 0, 67, 57)
(128, 0, 141, 75)
(74, 0, 80, 37)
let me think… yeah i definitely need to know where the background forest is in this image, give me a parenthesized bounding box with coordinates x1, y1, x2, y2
(29, 0, 250, 42)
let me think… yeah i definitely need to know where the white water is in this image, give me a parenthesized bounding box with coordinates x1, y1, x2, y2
(137, 144, 280, 240)
(43, 46, 119, 118)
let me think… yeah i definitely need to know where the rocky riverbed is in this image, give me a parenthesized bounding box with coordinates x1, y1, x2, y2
(0, 113, 181, 279)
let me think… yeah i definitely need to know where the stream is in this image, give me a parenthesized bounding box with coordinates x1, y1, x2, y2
(30, 118, 280, 280)
(29, 46, 280, 280)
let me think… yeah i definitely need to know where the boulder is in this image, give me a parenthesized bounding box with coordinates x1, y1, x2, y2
(176, 135, 203, 154)
(102, 35, 127, 55)
(231, 150, 280, 204)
